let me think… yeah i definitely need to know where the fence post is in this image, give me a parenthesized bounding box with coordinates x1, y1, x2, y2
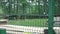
(48, 0, 54, 34)
(0, 28, 6, 34)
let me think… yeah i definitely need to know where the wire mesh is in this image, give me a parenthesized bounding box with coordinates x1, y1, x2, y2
(53, 0, 60, 34)
(0, 0, 60, 34)
(0, 0, 48, 34)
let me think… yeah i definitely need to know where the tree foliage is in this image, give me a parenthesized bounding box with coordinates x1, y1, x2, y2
(0, 0, 60, 16)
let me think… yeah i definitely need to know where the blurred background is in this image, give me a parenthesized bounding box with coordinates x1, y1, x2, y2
(0, 0, 60, 34)
(0, 0, 60, 27)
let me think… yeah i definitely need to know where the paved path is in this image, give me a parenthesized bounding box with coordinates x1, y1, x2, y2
(0, 25, 60, 34)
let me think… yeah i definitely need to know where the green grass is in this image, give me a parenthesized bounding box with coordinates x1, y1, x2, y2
(8, 19, 47, 27)
(0, 8, 3, 14)
(0, 8, 47, 27)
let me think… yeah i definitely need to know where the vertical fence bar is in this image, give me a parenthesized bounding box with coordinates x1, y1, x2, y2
(48, 0, 54, 34)
(0, 28, 6, 34)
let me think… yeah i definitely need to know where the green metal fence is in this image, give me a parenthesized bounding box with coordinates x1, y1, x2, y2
(0, 28, 6, 34)
(0, 0, 60, 34)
